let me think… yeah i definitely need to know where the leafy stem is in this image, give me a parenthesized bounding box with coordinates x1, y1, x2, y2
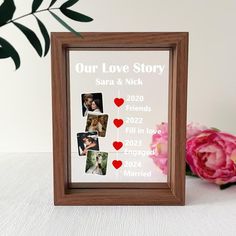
(0, 0, 93, 70)
(4, 7, 59, 27)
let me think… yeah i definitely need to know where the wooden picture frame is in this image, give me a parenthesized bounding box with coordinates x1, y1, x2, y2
(51, 32, 188, 205)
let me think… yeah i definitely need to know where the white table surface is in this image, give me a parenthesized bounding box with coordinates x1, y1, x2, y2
(0, 153, 236, 236)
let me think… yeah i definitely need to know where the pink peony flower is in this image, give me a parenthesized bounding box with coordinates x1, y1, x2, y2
(150, 122, 168, 174)
(150, 122, 208, 174)
(186, 130, 236, 185)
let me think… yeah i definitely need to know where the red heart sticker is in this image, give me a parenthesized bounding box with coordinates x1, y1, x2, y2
(112, 160, 122, 169)
(114, 98, 124, 107)
(113, 141, 123, 150)
(113, 119, 124, 128)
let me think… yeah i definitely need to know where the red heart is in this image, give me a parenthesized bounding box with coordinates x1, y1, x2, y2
(114, 98, 124, 107)
(112, 160, 122, 169)
(113, 141, 123, 150)
(113, 119, 124, 128)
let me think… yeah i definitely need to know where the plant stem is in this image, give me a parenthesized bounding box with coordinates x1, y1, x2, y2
(2, 8, 59, 27)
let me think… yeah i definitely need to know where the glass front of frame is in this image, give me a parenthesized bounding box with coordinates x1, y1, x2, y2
(69, 50, 169, 183)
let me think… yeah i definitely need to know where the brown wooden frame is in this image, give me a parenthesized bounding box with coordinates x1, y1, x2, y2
(51, 32, 188, 205)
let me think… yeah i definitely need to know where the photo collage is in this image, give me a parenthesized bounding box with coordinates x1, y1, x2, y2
(77, 93, 109, 176)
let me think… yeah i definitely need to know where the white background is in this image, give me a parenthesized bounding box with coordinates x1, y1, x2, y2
(0, 2, 236, 236)
(0, 0, 236, 152)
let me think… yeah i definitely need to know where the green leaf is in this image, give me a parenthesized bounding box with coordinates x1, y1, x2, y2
(60, 0, 79, 9)
(34, 16, 50, 56)
(185, 163, 198, 178)
(49, 0, 58, 8)
(0, 47, 9, 59)
(13, 22, 43, 57)
(0, 0, 16, 26)
(0, 37, 20, 70)
(186, 171, 198, 178)
(49, 11, 82, 38)
(32, 0, 43, 13)
(210, 127, 221, 132)
(60, 8, 93, 22)
(220, 182, 236, 190)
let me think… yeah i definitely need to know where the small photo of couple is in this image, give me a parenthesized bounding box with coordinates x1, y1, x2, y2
(81, 93, 103, 116)
(85, 113, 108, 137)
(77, 132, 99, 156)
(85, 151, 108, 175)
